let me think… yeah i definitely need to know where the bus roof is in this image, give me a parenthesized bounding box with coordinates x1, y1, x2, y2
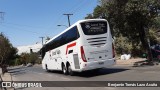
(45, 19, 107, 45)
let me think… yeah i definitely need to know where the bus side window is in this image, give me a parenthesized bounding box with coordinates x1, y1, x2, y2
(68, 50, 73, 54)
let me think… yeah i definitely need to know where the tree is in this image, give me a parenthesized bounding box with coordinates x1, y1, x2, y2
(28, 53, 39, 65)
(19, 52, 41, 65)
(149, 17, 160, 44)
(86, 0, 160, 59)
(20, 53, 30, 65)
(0, 33, 17, 66)
(115, 34, 132, 54)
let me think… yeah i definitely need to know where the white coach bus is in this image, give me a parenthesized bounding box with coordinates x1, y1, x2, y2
(41, 19, 115, 75)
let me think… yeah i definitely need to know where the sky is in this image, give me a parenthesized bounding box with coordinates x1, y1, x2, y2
(0, 0, 98, 47)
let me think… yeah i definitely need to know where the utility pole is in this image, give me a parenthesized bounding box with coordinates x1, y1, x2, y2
(39, 37, 44, 46)
(57, 25, 68, 28)
(29, 47, 33, 53)
(63, 14, 73, 27)
(0, 12, 5, 23)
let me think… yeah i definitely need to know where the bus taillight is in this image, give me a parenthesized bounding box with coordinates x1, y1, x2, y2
(80, 46, 87, 62)
(112, 43, 115, 58)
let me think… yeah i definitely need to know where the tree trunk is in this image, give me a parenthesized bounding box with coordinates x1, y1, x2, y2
(139, 26, 152, 62)
(0, 56, 4, 65)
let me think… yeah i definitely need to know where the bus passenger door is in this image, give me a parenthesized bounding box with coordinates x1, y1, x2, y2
(56, 49, 62, 70)
(48, 57, 58, 70)
(48, 51, 56, 70)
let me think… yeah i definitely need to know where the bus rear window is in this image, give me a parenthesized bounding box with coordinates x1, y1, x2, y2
(81, 21, 107, 35)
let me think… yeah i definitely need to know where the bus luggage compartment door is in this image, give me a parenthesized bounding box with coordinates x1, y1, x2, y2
(73, 54, 80, 69)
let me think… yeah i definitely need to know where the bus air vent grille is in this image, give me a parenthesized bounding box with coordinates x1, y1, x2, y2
(87, 37, 107, 47)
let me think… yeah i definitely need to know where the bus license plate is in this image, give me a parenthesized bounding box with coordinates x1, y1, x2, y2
(98, 62, 104, 65)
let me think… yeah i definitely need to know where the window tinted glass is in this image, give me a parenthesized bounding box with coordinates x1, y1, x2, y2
(63, 26, 79, 44)
(40, 47, 46, 59)
(45, 26, 79, 52)
(81, 21, 107, 35)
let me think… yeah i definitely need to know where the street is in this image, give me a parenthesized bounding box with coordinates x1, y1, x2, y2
(7, 64, 160, 90)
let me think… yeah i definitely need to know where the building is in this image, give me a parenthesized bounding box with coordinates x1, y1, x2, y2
(17, 43, 42, 55)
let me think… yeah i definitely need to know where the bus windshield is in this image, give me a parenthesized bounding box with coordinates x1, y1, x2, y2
(80, 21, 107, 35)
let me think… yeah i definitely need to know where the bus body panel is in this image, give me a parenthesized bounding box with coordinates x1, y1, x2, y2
(41, 19, 115, 73)
(74, 20, 115, 71)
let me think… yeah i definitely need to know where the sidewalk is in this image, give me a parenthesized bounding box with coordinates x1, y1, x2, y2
(115, 58, 146, 66)
(0, 73, 14, 90)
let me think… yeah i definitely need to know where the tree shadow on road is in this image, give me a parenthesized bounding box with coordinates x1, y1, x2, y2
(7, 68, 26, 76)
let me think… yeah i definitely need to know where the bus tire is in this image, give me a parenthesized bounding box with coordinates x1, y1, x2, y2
(62, 64, 67, 75)
(45, 64, 49, 72)
(68, 64, 74, 76)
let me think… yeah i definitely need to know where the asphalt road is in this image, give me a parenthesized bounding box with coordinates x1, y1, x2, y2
(8, 64, 160, 90)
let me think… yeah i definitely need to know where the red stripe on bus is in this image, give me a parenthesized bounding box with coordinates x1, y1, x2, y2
(66, 42, 76, 55)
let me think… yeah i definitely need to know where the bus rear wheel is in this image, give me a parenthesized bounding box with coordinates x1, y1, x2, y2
(62, 64, 67, 75)
(68, 65, 74, 76)
(45, 64, 49, 72)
